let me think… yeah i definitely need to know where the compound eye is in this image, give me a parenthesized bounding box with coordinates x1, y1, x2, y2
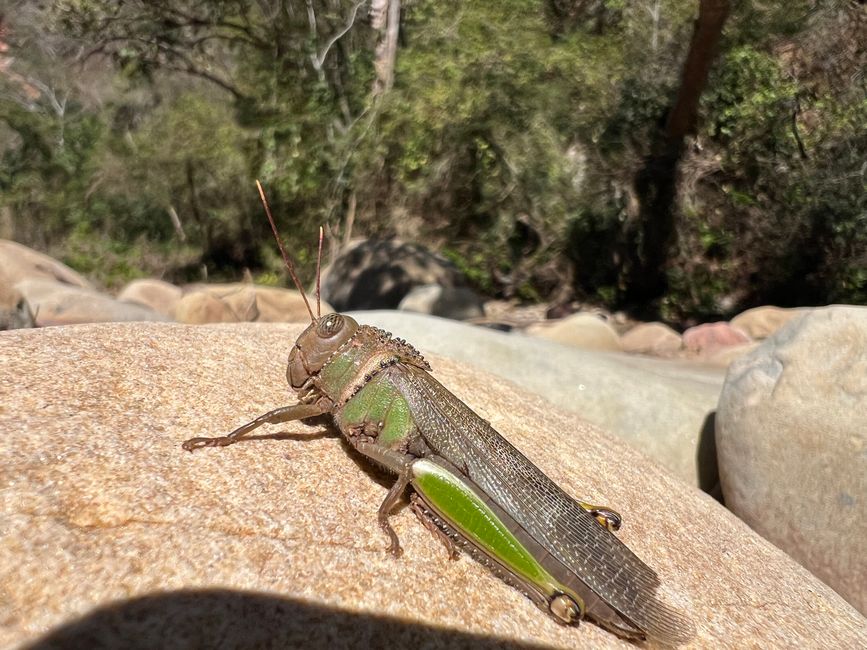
(317, 313, 344, 337)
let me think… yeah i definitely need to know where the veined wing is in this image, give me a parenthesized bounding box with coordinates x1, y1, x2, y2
(390, 363, 693, 644)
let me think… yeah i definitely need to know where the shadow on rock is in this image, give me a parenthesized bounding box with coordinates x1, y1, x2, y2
(696, 411, 722, 502)
(25, 588, 549, 650)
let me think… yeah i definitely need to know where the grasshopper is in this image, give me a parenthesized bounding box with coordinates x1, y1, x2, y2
(183, 182, 694, 645)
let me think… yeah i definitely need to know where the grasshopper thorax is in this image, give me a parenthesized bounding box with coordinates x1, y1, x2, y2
(287, 313, 359, 390)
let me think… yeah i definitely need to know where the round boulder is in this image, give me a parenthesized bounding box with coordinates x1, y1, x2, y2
(320, 239, 465, 311)
(682, 321, 751, 356)
(620, 322, 682, 356)
(526, 313, 622, 352)
(175, 287, 258, 324)
(117, 279, 183, 319)
(716, 305, 867, 613)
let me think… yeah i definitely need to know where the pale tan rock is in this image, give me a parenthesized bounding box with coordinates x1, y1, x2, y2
(717, 305, 867, 613)
(117, 279, 183, 319)
(247, 285, 331, 322)
(14, 279, 169, 326)
(527, 313, 622, 352)
(174, 291, 245, 324)
(184, 283, 329, 323)
(0, 239, 92, 288)
(620, 322, 682, 356)
(1, 323, 865, 648)
(731, 305, 810, 340)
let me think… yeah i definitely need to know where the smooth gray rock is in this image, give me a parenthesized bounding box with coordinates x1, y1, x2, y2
(716, 305, 867, 613)
(398, 284, 484, 321)
(349, 311, 725, 491)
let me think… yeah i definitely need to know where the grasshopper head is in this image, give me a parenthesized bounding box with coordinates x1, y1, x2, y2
(287, 313, 358, 388)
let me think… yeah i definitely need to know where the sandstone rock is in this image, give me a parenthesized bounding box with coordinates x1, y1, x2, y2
(117, 279, 183, 319)
(174, 290, 252, 324)
(682, 321, 751, 355)
(320, 238, 465, 311)
(730, 305, 810, 340)
(620, 322, 682, 356)
(178, 283, 329, 323)
(350, 311, 724, 491)
(526, 313, 622, 352)
(14, 279, 170, 326)
(716, 305, 867, 614)
(0, 239, 92, 288)
(398, 284, 484, 321)
(1, 323, 865, 648)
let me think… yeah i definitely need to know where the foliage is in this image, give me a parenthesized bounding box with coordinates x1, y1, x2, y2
(0, 0, 863, 317)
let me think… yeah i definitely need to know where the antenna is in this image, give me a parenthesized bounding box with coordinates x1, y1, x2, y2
(315, 225, 324, 318)
(255, 180, 315, 322)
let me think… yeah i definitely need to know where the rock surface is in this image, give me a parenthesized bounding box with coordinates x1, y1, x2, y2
(682, 322, 751, 355)
(526, 313, 622, 352)
(2, 323, 866, 648)
(15, 279, 170, 326)
(620, 322, 683, 356)
(175, 285, 260, 324)
(320, 238, 465, 311)
(398, 284, 485, 321)
(180, 283, 331, 323)
(0, 239, 92, 289)
(117, 279, 183, 319)
(730, 305, 810, 340)
(351, 312, 724, 492)
(716, 305, 867, 613)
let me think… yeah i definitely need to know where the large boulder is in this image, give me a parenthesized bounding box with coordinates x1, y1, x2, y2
(117, 279, 184, 319)
(15, 279, 170, 326)
(0, 323, 867, 648)
(716, 305, 867, 614)
(350, 311, 724, 492)
(2, 323, 865, 648)
(0, 239, 92, 289)
(320, 238, 465, 311)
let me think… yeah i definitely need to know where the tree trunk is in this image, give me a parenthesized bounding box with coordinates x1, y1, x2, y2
(622, 0, 731, 314)
(373, 0, 401, 96)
